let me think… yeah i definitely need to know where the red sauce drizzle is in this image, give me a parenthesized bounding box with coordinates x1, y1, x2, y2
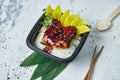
(41, 19, 77, 53)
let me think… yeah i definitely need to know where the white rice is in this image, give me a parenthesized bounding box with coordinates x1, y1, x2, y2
(34, 27, 81, 59)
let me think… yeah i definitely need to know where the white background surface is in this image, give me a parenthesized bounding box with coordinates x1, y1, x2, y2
(0, 0, 120, 80)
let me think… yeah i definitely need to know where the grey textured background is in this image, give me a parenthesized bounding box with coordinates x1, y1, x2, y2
(0, 0, 120, 80)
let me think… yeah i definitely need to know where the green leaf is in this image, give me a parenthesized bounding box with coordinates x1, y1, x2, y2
(42, 19, 53, 27)
(20, 52, 50, 67)
(47, 19, 53, 26)
(41, 63, 68, 80)
(30, 61, 60, 80)
(42, 8, 46, 12)
(20, 52, 69, 80)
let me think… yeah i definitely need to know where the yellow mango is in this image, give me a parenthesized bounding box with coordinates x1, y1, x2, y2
(60, 10, 70, 26)
(76, 25, 90, 35)
(53, 5, 62, 19)
(64, 14, 80, 26)
(45, 5, 53, 19)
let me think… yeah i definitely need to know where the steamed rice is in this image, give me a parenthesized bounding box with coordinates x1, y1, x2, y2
(34, 26, 81, 59)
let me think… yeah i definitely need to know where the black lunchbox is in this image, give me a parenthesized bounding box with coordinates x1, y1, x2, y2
(26, 15, 90, 63)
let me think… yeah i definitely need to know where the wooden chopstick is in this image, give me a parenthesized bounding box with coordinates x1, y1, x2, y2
(86, 45, 97, 80)
(84, 45, 97, 80)
(94, 46, 104, 62)
(84, 45, 104, 80)
(87, 45, 104, 80)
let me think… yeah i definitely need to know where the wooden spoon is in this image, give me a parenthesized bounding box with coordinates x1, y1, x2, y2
(96, 6, 120, 31)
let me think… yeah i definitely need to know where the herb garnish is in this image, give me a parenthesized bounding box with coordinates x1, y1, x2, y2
(39, 13, 53, 27)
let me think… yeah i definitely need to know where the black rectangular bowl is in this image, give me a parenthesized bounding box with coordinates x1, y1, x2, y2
(26, 18, 90, 63)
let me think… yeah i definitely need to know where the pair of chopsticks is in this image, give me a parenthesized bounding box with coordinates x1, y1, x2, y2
(84, 45, 104, 80)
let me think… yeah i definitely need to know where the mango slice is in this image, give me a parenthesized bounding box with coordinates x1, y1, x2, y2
(76, 25, 90, 35)
(64, 14, 80, 26)
(60, 10, 70, 26)
(79, 18, 88, 25)
(53, 5, 62, 19)
(45, 5, 53, 19)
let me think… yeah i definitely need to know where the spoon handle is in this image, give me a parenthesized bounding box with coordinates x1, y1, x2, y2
(108, 6, 120, 21)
